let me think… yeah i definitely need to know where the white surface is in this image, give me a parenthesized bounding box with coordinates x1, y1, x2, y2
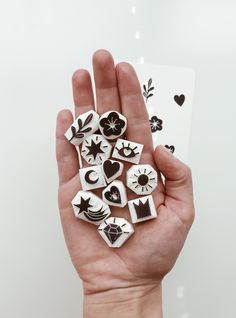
(0, 0, 236, 317)
(133, 63, 195, 162)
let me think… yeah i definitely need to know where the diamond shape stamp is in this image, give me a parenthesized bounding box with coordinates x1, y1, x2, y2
(98, 217, 134, 248)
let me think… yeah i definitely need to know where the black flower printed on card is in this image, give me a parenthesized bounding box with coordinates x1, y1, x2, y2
(99, 112, 125, 137)
(143, 78, 155, 103)
(149, 116, 163, 132)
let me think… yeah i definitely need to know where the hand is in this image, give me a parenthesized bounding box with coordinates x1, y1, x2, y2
(56, 50, 195, 318)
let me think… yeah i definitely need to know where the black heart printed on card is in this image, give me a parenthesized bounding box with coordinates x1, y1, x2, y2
(165, 145, 175, 153)
(103, 160, 120, 179)
(174, 94, 185, 106)
(104, 186, 121, 204)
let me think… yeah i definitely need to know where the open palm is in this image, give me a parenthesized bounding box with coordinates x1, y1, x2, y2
(56, 50, 194, 299)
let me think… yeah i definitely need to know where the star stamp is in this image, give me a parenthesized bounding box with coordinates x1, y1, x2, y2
(128, 195, 157, 223)
(81, 134, 112, 165)
(112, 138, 143, 164)
(127, 164, 158, 195)
(102, 180, 127, 208)
(98, 217, 134, 248)
(79, 165, 106, 191)
(99, 111, 127, 140)
(72, 191, 111, 225)
(64, 110, 99, 146)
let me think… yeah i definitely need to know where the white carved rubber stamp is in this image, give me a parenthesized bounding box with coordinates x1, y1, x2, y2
(112, 138, 143, 164)
(127, 164, 158, 195)
(81, 134, 112, 165)
(98, 217, 134, 248)
(64, 110, 99, 146)
(102, 159, 124, 183)
(99, 111, 127, 140)
(72, 191, 111, 225)
(102, 180, 127, 208)
(128, 195, 157, 223)
(79, 165, 106, 191)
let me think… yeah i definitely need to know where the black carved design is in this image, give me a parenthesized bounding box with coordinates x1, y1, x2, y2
(84, 206, 108, 222)
(85, 170, 99, 184)
(103, 160, 120, 179)
(104, 186, 121, 204)
(149, 116, 163, 133)
(143, 78, 154, 103)
(174, 94, 185, 106)
(115, 142, 139, 158)
(74, 197, 108, 222)
(86, 139, 104, 160)
(165, 145, 175, 153)
(103, 223, 123, 244)
(131, 167, 156, 193)
(99, 112, 126, 137)
(69, 113, 93, 141)
(133, 199, 152, 219)
(74, 197, 92, 213)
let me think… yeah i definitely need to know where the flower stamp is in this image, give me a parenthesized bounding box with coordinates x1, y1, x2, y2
(99, 111, 127, 140)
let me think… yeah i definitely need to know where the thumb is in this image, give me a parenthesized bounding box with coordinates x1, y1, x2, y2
(154, 145, 194, 206)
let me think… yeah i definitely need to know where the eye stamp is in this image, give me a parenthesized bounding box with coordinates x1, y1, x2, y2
(112, 138, 143, 164)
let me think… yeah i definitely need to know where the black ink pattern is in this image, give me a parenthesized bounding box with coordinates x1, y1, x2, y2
(104, 186, 121, 204)
(103, 160, 120, 179)
(86, 139, 104, 160)
(174, 94, 185, 106)
(115, 142, 139, 158)
(165, 145, 175, 153)
(149, 116, 163, 132)
(99, 112, 126, 137)
(84, 170, 99, 184)
(130, 166, 157, 193)
(133, 199, 152, 219)
(84, 206, 108, 222)
(143, 78, 154, 103)
(69, 113, 93, 141)
(74, 197, 92, 213)
(103, 223, 123, 244)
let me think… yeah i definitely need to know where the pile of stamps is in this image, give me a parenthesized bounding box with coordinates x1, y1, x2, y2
(65, 110, 158, 248)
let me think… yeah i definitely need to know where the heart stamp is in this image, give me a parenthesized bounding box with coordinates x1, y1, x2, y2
(102, 159, 124, 183)
(102, 180, 127, 207)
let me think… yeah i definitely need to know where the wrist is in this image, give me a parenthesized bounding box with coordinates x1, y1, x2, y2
(83, 282, 163, 318)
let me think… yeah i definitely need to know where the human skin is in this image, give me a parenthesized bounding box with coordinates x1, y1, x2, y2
(55, 49, 195, 318)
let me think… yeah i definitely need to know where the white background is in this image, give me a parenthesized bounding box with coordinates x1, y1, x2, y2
(0, 1, 235, 317)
